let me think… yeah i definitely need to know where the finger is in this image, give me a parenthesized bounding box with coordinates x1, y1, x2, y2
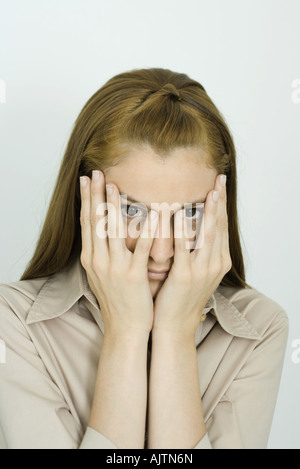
(79, 176, 92, 267)
(90, 170, 109, 265)
(105, 183, 127, 260)
(188, 202, 205, 253)
(209, 175, 227, 267)
(173, 209, 191, 265)
(132, 210, 159, 270)
(194, 206, 205, 250)
(194, 189, 219, 266)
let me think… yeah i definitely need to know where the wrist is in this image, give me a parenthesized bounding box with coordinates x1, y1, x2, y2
(151, 326, 196, 348)
(103, 327, 150, 347)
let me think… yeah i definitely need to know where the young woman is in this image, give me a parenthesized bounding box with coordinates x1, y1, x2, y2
(0, 68, 288, 449)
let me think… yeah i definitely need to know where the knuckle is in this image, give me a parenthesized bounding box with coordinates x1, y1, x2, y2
(136, 229, 154, 248)
(108, 263, 122, 278)
(218, 219, 229, 232)
(205, 230, 216, 244)
(210, 261, 222, 278)
(224, 256, 232, 272)
(80, 213, 90, 226)
(90, 185, 98, 196)
(90, 213, 100, 227)
(127, 268, 141, 284)
(91, 257, 102, 273)
(80, 252, 89, 270)
(136, 239, 151, 254)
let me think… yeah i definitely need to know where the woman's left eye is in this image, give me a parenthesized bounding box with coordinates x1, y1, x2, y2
(121, 204, 148, 219)
(184, 207, 203, 220)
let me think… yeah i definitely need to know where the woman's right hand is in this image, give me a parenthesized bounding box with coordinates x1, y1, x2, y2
(79, 170, 158, 337)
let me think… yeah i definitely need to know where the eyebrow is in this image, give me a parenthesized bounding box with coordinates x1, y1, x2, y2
(120, 194, 206, 210)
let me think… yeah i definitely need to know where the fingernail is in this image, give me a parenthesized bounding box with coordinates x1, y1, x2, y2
(92, 170, 100, 181)
(220, 175, 227, 187)
(106, 184, 113, 195)
(80, 177, 87, 188)
(213, 191, 219, 202)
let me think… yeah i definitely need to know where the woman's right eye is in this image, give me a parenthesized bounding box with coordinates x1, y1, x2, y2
(121, 204, 148, 219)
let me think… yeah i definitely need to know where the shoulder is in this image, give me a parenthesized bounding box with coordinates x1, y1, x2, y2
(216, 284, 289, 340)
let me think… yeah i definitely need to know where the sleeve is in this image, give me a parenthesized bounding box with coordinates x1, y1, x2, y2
(80, 427, 118, 449)
(0, 295, 118, 449)
(204, 311, 289, 449)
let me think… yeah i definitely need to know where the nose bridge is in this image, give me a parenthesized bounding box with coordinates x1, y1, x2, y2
(149, 209, 174, 262)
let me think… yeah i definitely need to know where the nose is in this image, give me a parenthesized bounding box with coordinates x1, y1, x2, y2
(148, 213, 174, 266)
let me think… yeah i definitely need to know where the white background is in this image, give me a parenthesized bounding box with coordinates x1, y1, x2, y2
(0, 0, 299, 449)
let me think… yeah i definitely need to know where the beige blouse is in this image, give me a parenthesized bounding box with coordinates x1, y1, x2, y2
(0, 257, 288, 449)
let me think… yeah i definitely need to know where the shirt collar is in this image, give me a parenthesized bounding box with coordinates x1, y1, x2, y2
(26, 257, 101, 327)
(26, 258, 262, 341)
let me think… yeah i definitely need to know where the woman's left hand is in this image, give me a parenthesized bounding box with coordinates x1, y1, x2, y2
(152, 174, 232, 340)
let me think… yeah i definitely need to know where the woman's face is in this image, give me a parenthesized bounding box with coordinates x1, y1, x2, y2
(104, 145, 218, 298)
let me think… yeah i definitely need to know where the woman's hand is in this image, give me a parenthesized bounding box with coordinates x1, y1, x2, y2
(152, 173, 232, 340)
(79, 170, 158, 336)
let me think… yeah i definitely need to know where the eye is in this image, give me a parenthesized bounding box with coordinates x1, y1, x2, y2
(121, 204, 148, 219)
(184, 205, 204, 220)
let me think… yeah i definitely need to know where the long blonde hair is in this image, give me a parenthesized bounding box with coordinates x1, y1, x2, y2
(21, 67, 250, 289)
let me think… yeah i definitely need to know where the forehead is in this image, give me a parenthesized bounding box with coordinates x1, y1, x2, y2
(104, 145, 217, 205)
